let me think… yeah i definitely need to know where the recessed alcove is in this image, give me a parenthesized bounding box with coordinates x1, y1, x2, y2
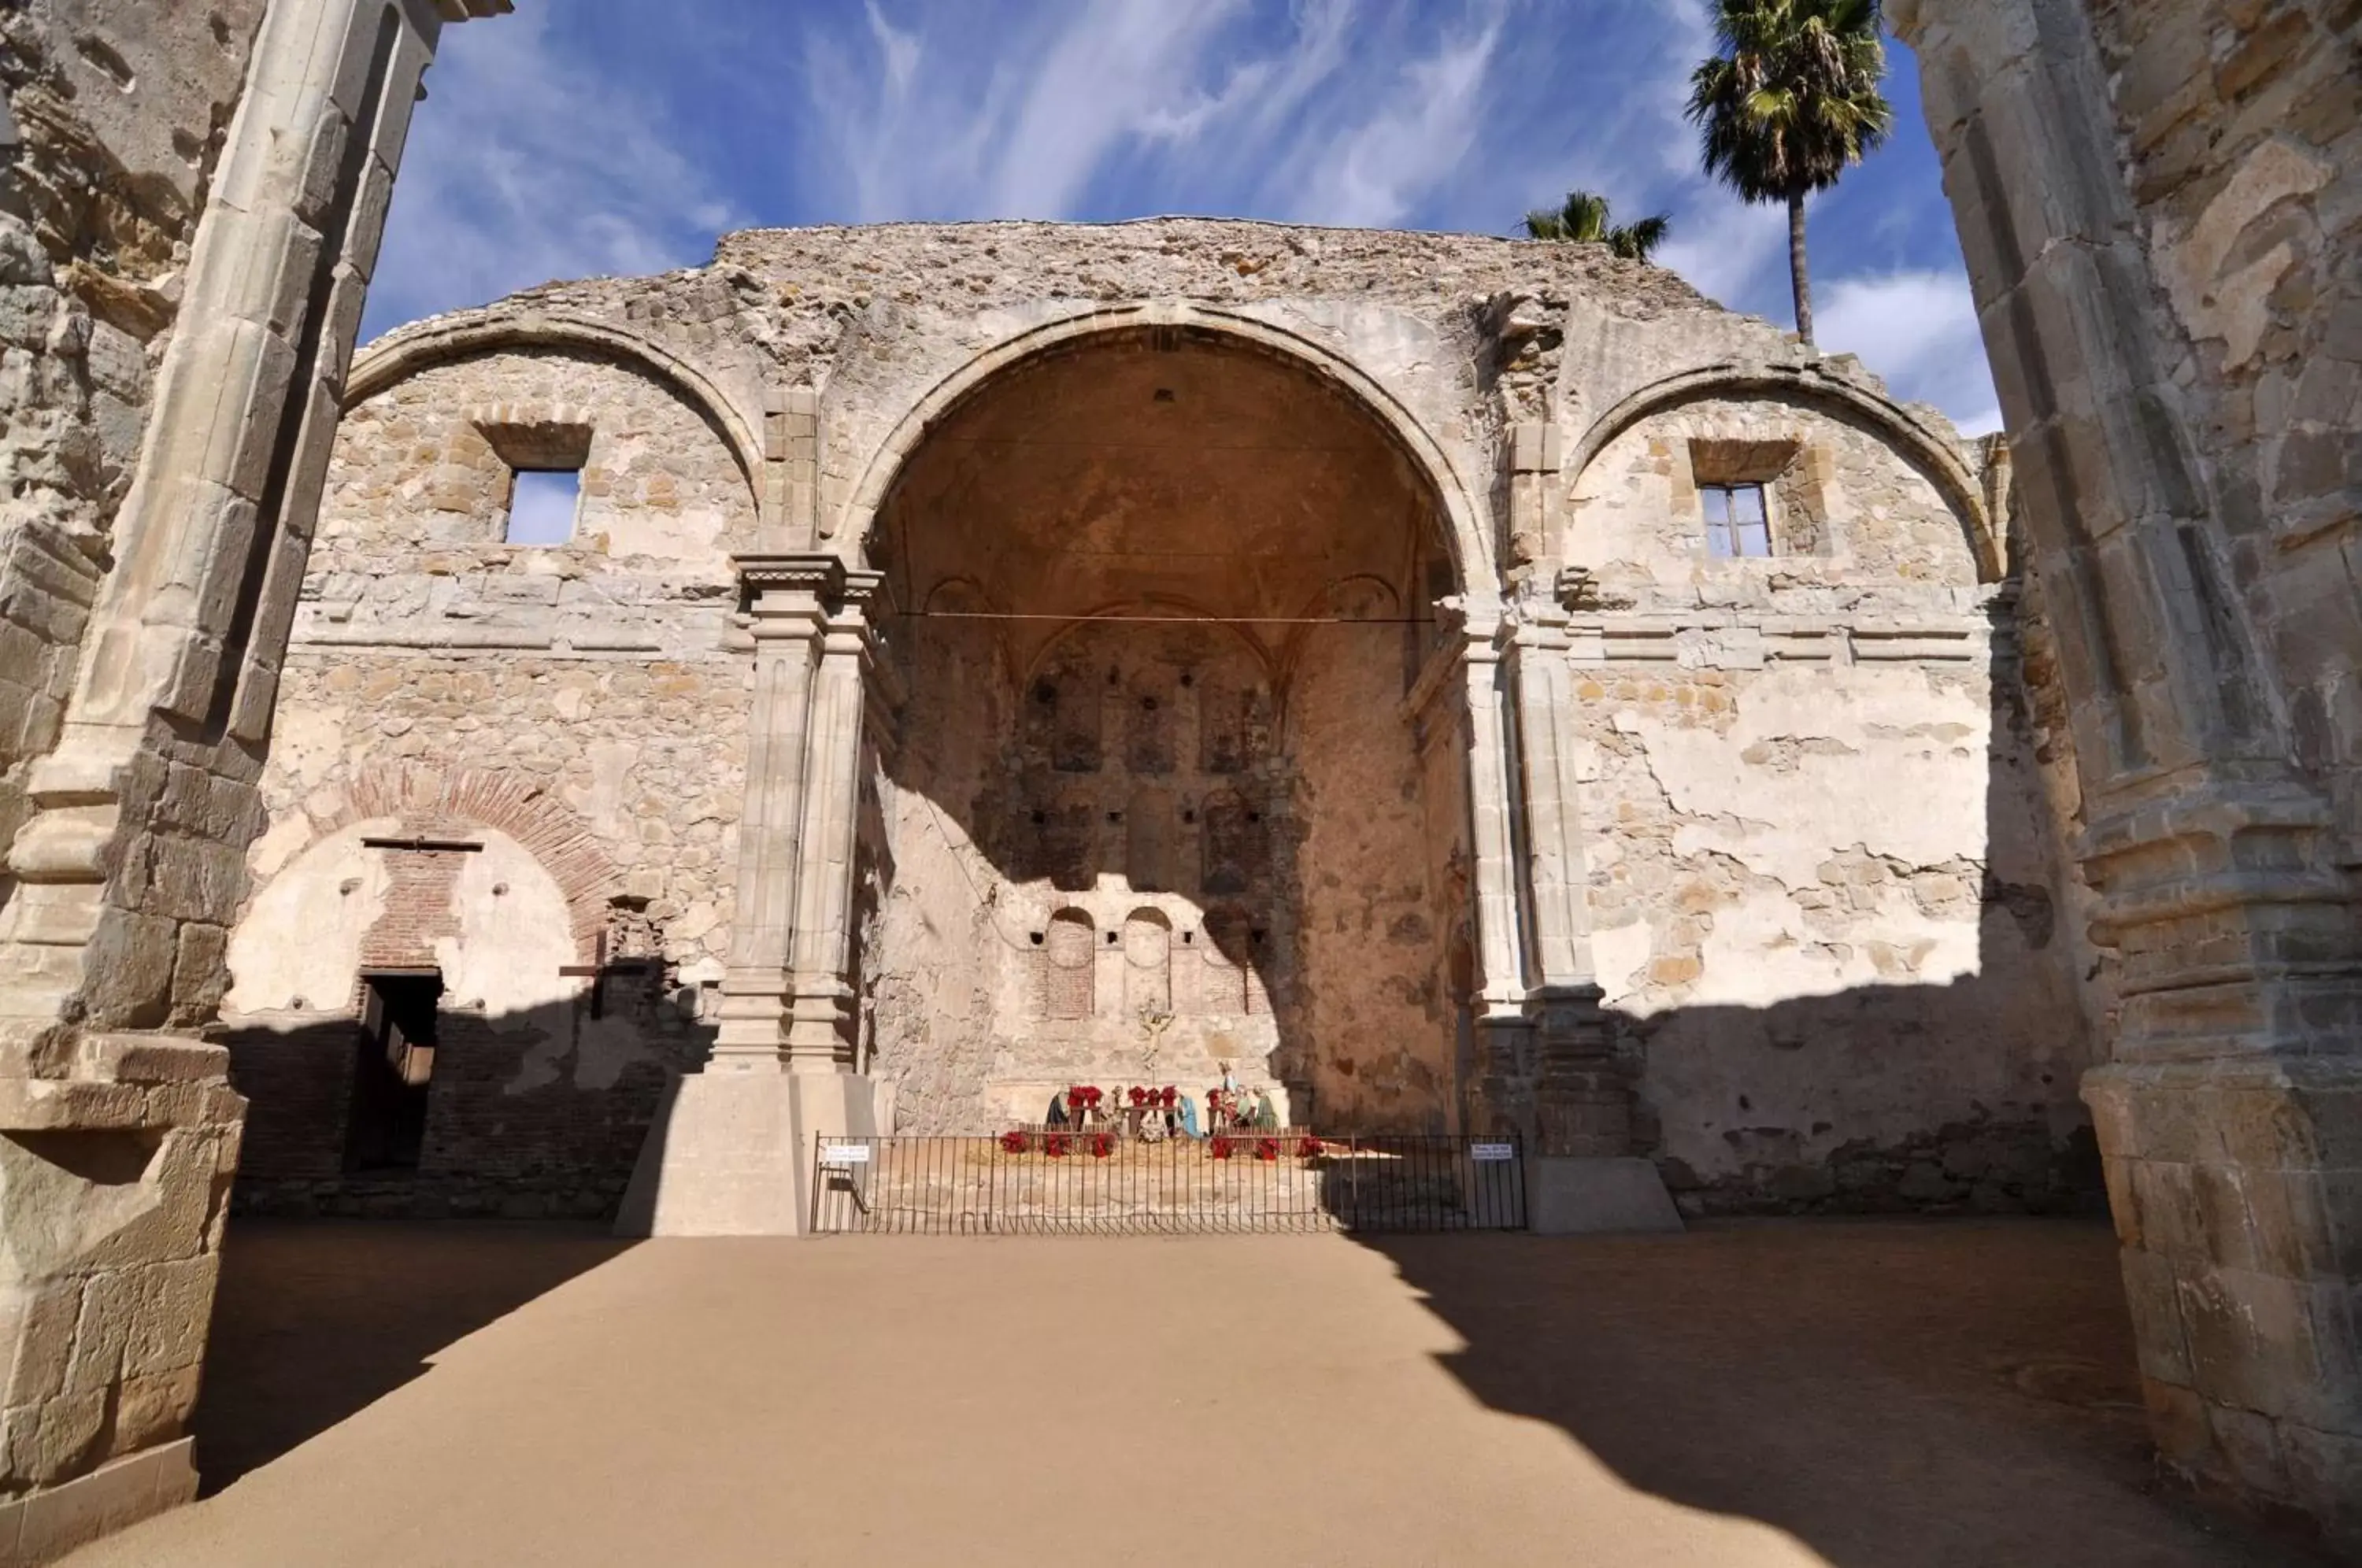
(866, 327, 1468, 1131)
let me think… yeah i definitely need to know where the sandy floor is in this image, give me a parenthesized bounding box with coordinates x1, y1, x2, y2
(65, 1219, 2315, 1568)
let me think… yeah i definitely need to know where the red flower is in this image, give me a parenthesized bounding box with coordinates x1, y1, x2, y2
(1090, 1133, 1116, 1159)
(999, 1130, 1031, 1155)
(1210, 1137, 1234, 1160)
(1161, 1086, 1178, 1108)
(1043, 1133, 1070, 1158)
(1256, 1138, 1281, 1162)
(1085, 1086, 1103, 1108)
(1299, 1136, 1324, 1159)
(1129, 1085, 1148, 1107)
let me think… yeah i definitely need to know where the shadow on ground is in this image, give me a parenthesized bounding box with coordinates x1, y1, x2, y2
(1355, 1219, 2331, 1568)
(191, 1220, 634, 1492)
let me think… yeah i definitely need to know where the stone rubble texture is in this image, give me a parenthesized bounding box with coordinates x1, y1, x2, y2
(0, 0, 2347, 1561)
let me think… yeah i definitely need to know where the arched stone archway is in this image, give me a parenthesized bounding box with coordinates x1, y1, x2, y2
(799, 324, 1512, 1137)
(1567, 363, 2005, 582)
(345, 313, 768, 511)
(832, 305, 1505, 612)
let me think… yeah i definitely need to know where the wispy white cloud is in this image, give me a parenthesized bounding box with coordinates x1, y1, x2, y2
(363, 8, 744, 338)
(805, 0, 1257, 221)
(800, 0, 1511, 228)
(1816, 268, 2001, 435)
(1266, 4, 1507, 228)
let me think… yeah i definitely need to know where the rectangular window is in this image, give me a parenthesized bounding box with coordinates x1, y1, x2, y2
(504, 468, 581, 545)
(1702, 483, 1772, 558)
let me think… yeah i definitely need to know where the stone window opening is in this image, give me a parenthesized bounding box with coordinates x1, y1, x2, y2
(1701, 483, 1772, 558)
(503, 469, 583, 547)
(346, 970, 442, 1174)
(478, 418, 593, 547)
(1690, 436, 1831, 558)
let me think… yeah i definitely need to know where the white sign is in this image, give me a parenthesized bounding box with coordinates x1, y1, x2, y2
(820, 1144, 872, 1163)
(1471, 1142, 1516, 1162)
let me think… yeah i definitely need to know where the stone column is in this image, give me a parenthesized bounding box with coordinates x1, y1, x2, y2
(1461, 619, 1529, 1013)
(782, 573, 887, 1071)
(708, 565, 828, 1067)
(616, 556, 893, 1237)
(1895, 0, 2362, 1537)
(0, 0, 507, 1555)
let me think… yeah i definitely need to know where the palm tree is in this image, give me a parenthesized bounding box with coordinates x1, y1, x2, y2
(1685, 0, 1892, 346)
(1521, 189, 1672, 264)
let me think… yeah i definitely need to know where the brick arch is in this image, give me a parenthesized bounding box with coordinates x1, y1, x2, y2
(342, 311, 765, 513)
(315, 765, 624, 964)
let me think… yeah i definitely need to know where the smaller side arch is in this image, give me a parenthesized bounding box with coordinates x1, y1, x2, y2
(1568, 363, 2003, 582)
(1042, 908, 1097, 1020)
(344, 312, 766, 509)
(1122, 908, 1174, 1016)
(1013, 599, 1281, 693)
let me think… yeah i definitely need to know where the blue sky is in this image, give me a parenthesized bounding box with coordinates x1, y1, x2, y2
(368, 0, 1998, 433)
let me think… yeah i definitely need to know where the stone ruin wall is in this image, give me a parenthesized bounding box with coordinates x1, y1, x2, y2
(217, 346, 753, 1215)
(0, 0, 268, 903)
(206, 220, 2109, 1215)
(871, 611, 1447, 1138)
(1569, 394, 2107, 1213)
(2082, 0, 2362, 848)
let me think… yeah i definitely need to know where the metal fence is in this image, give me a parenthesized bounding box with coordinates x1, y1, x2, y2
(809, 1133, 1525, 1235)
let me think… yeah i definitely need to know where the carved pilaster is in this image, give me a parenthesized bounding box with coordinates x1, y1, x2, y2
(1897, 0, 2362, 1532)
(1460, 617, 1528, 1014)
(712, 556, 892, 1074)
(713, 557, 893, 1071)
(1507, 625, 1593, 989)
(710, 558, 829, 1066)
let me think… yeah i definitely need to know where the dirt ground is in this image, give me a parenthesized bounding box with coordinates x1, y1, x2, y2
(65, 1218, 2323, 1568)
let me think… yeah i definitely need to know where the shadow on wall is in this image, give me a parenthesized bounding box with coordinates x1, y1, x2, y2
(188, 1219, 633, 1493)
(1345, 1223, 2332, 1568)
(224, 979, 713, 1221)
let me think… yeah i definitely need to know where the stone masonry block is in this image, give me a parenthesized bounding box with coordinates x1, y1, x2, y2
(2175, 1266, 2360, 1429)
(2204, 1403, 2292, 1501)
(2119, 1247, 2196, 1386)
(2282, 1421, 2362, 1538)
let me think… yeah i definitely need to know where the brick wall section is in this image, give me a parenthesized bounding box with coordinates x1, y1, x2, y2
(357, 841, 471, 976)
(331, 766, 628, 965)
(224, 771, 700, 1218)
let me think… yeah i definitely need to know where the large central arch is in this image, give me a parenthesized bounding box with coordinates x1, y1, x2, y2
(853, 320, 1492, 1133)
(835, 304, 1503, 610)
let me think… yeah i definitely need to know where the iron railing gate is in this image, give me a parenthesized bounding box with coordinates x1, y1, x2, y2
(809, 1133, 1526, 1235)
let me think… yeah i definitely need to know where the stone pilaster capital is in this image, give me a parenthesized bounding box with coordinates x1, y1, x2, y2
(1449, 605, 1514, 665)
(734, 555, 894, 637)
